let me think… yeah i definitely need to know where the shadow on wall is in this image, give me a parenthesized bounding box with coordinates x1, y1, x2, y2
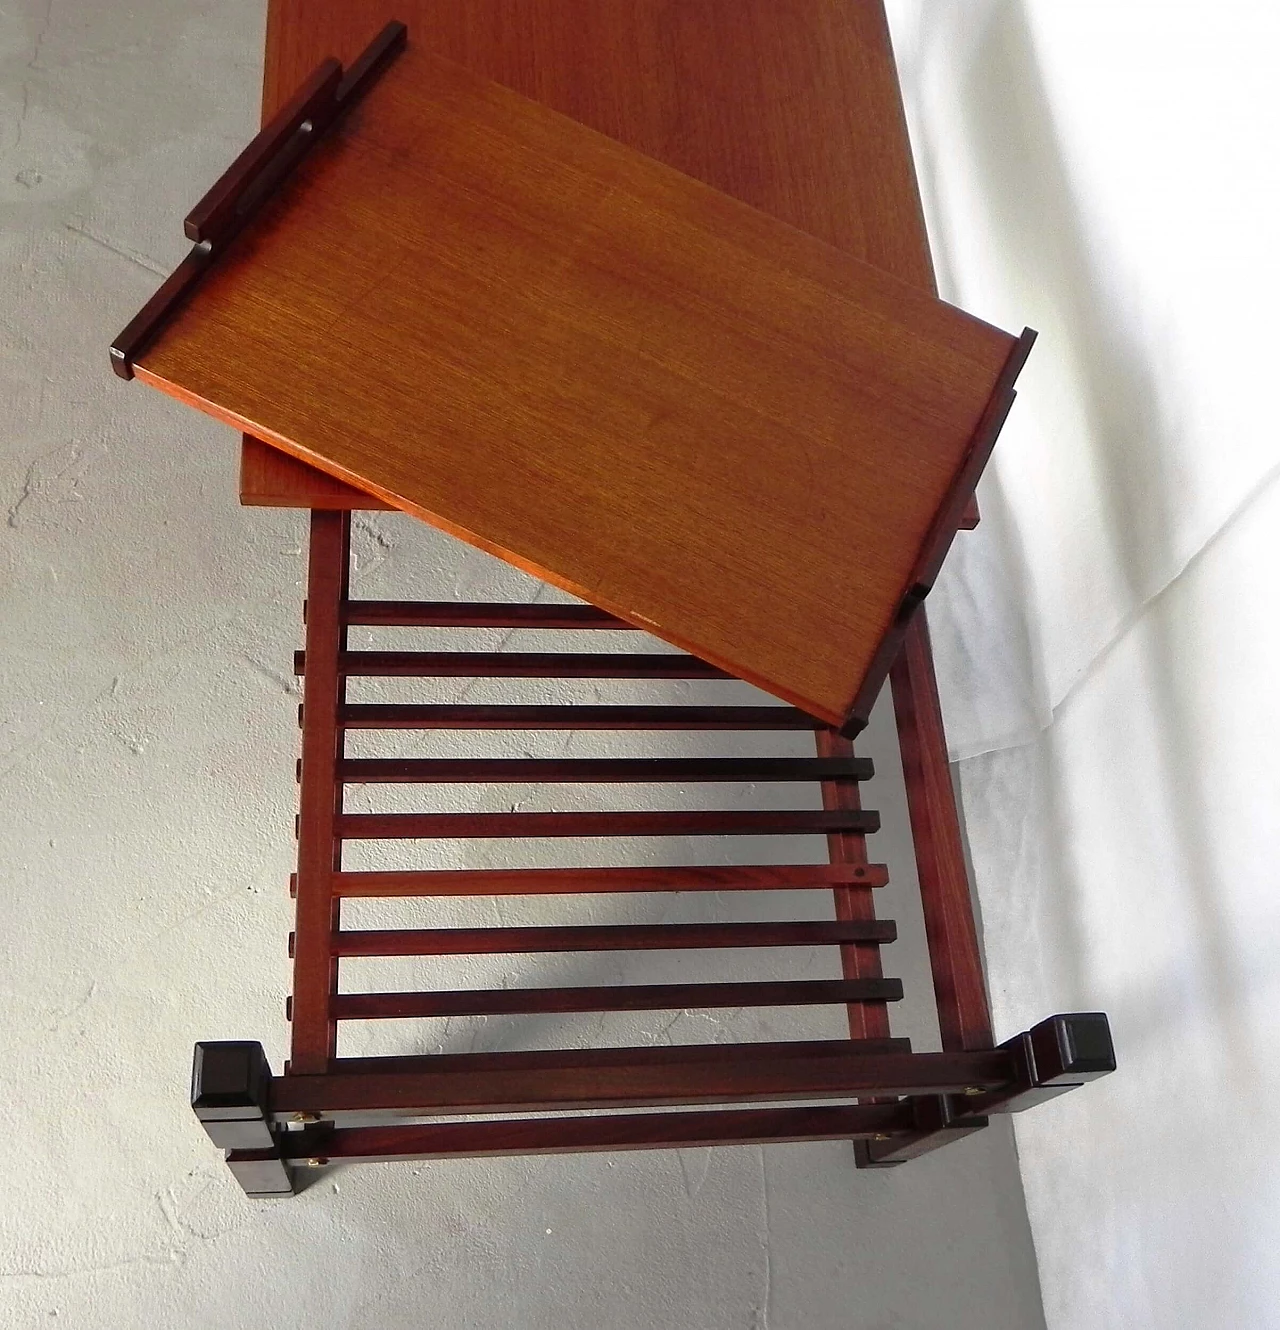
(925, 0, 1252, 1063)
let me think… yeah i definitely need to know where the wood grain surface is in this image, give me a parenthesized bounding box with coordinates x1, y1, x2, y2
(133, 46, 1015, 725)
(240, 0, 938, 508)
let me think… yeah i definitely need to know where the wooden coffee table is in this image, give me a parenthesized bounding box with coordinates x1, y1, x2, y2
(152, 3, 1113, 1193)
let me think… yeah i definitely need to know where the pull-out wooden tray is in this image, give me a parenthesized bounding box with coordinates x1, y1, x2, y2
(114, 33, 1029, 730)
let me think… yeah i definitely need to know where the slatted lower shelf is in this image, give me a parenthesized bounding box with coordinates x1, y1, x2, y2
(267, 535, 919, 1182)
(197, 527, 1114, 1194)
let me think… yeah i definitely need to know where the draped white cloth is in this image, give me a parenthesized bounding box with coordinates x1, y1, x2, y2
(886, 2, 1280, 1326)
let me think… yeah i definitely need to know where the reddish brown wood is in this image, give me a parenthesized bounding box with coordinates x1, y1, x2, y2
(274, 1103, 915, 1163)
(332, 919, 898, 956)
(289, 511, 349, 1073)
(334, 863, 889, 897)
(271, 1046, 1016, 1116)
(329, 1037, 912, 1079)
(300, 651, 727, 678)
(816, 729, 892, 1043)
(243, 0, 939, 509)
(840, 333, 1033, 737)
(332, 978, 903, 1021)
(131, 41, 1023, 729)
(860, 1094, 989, 1165)
(343, 600, 633, 628)
(909, 343, 1033, 597)
(176, 3, 1117, 1188)
(335, 809, 880, 840)
(183, 58, 343, 245)
(241, 443, 386, 509)
(890, 613, 995, 1051)
(110, 248, 216, 382)
(112, 26, 408, 381)
(338, 756, 874, 784)
(339, 703, 822, 731)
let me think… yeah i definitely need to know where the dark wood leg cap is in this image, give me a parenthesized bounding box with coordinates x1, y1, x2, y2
(191, 1041, 297, 1196)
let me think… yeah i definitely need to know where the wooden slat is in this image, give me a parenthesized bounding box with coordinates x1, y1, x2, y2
(334, 863, 889, 897)
(328, 1037, 912, 1078)
(336, 809, 880, 840)
(289, 511, 349, 1074)
(332, 978, 903, 1020)
(270, 1046, 1017, 1116)
(302, 650, 726, 678)
(333, 919, 898, 956)
(338, 756, 874, 784)
(273, 1103, 915, 1163)
(817, 728, 891, 1043)
(338, 703, 822, 730)
(343, 600, 634, 628)
(890, 613, 994, 1051)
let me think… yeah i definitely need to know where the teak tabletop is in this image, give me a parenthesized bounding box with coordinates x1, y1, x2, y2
(121, 37, 1025, 729)
(238, 0, 951, 510)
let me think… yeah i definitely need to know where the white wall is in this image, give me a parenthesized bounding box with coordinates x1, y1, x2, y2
(0, 4, 1048, 1327)
(887, 2, 1280, 1326)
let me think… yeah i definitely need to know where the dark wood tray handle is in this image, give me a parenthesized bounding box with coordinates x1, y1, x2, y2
(110, 20, 407, 380)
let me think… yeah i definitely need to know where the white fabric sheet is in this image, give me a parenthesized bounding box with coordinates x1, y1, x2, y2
(885, 2, 1280, 1326)
(890, 0, 1280, 760)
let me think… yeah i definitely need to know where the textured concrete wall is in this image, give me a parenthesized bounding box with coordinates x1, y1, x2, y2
(0, 3, 1045, 1327)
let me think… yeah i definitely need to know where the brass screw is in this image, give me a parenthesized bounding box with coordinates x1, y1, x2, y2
(306, 1157, 329, 1168)
(290, 1112, 320, 1124)
(872, 1133, 890, 1141)
(962, 1086, 985, 1096)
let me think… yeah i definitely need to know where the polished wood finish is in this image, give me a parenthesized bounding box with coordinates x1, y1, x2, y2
(332, 918, 897, 956)
(337, 755, 875, 784)
(289, 512, 349, 1073)
(332, 863, 889, 897)
(860, 1094, 989, 1166)
(132, 44, 1021, 727)
(338, 703, 823, 731)
(343, 600, 632, 628)
(262, 2, 932, 266)
(190, 1041, 276, 1151)
(273, 1103, 915, 1164)
(817, 729, 892, 1043)
(890, 614, 994, 1051)
(112, 26, 408, 381)
(239, 0, 940, 509)
(270, 1045, 1015, 1116)
(242, 441, 388, 509)
(336, 809, 879, 840)
(964, 1014, 1117, 1116)
(182, 4, 1119, 1192)
(182, 59, 343, 247)
(301, 651, 728, 679)
(332, 978, 903, 1021)
(328, 1037, 912, 1080)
